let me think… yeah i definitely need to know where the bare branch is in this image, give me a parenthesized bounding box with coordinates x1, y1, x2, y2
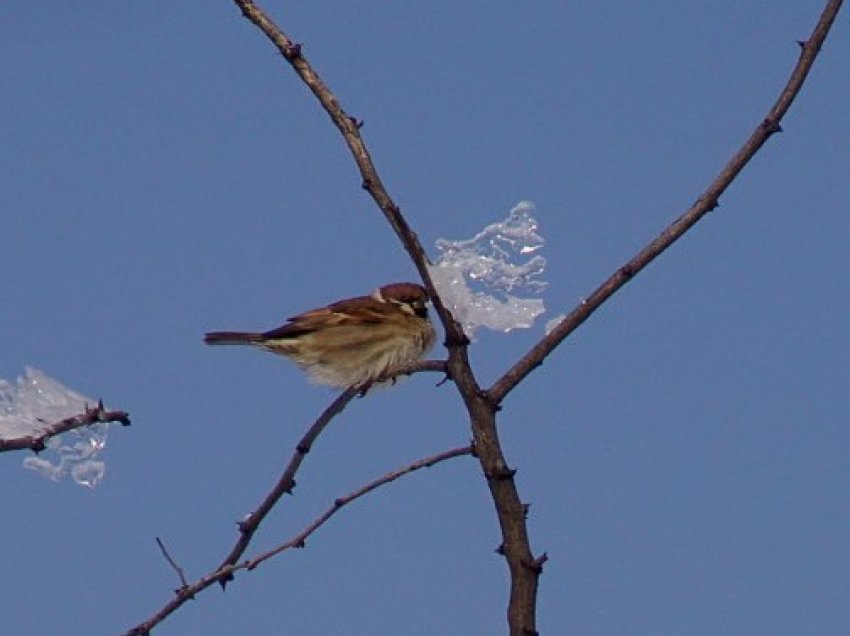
(487, 0, 845, 406)
(246, 444, 474, 569)
(155, 537, 190, 592)
(0, 400, 130, 454)
(232, 0, 466, 346)
(119, 444, 471, 636)
(216, 386, 360, 577)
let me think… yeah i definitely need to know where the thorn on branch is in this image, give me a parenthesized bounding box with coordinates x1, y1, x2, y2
(763, 117, 783, 135)
(488, 463, 517, 480)
(796, 39, 807, 49)
(522, 503, 531, 519)
(237, 514, 254, 533)
(285, 42, 302, 59)
(361, 178, 372, 191)
(495, 543, 506, 556)
(620, 263, 635, 279)
(218, 571, 235, 589)
(348, 115, 364, 129)
(443, 332, 471, 348)
(527, 552, 549, 573)
(89, 400, 131, 426)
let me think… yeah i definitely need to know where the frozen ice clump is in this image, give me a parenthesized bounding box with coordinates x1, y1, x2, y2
(429, 201, 547, 339)
(0, 367, 109, 487)
(545, 314, 567, 335)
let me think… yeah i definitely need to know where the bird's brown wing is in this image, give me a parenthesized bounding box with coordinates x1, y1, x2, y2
(260, 296, 390, 340)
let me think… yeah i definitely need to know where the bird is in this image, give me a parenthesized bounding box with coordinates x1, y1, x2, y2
(204, 282, 436, 390)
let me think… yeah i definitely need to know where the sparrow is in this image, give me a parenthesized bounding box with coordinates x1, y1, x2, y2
(204, 282, 436, 389)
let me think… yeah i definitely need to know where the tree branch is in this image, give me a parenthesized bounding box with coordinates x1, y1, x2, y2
(246, 444, 474, 569)
(216, 385, 359, 576)
(487, 0, 845, 406)
(0, 400, 130, 454)
(216, 360, 447, 575)
(119, 444, 471, 636)
(232, 0, 466, 346)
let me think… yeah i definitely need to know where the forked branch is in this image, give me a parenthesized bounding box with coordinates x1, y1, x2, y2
(120, 443, 471, 636)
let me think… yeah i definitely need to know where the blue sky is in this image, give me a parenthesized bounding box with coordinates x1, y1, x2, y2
(2, 2, 849, 634)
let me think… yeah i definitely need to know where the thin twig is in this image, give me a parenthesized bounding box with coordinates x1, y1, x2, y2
(0, 400, 130, 454)
(216, 361, 447, 576)
(155, 537, 190, 591)
(119, 444, 471, 636)
(246, 444, 474, 569)
(487, 0, 845, 406)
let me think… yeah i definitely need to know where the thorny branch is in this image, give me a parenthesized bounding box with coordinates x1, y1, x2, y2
(487, 0, 845, 406)
(230, 1, 465, 346)
(216, 385, 359, 578)
(122, 362, 446, 634)
(0, 401, 130, 454)
(120, 444, 471, 636)
(245, 444, 474, 569)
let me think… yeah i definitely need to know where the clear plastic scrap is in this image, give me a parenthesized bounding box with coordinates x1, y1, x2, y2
(0, 367, 108, 488)
(429, 200, 547, 339)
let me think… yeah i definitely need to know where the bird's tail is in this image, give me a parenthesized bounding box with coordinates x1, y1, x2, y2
(204, 331, 264, 346)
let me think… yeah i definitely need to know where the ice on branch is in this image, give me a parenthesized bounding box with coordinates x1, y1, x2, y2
(429, 201, 547, 339)
(0, 367, 108, 487)
(545, 314, 566, 335)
